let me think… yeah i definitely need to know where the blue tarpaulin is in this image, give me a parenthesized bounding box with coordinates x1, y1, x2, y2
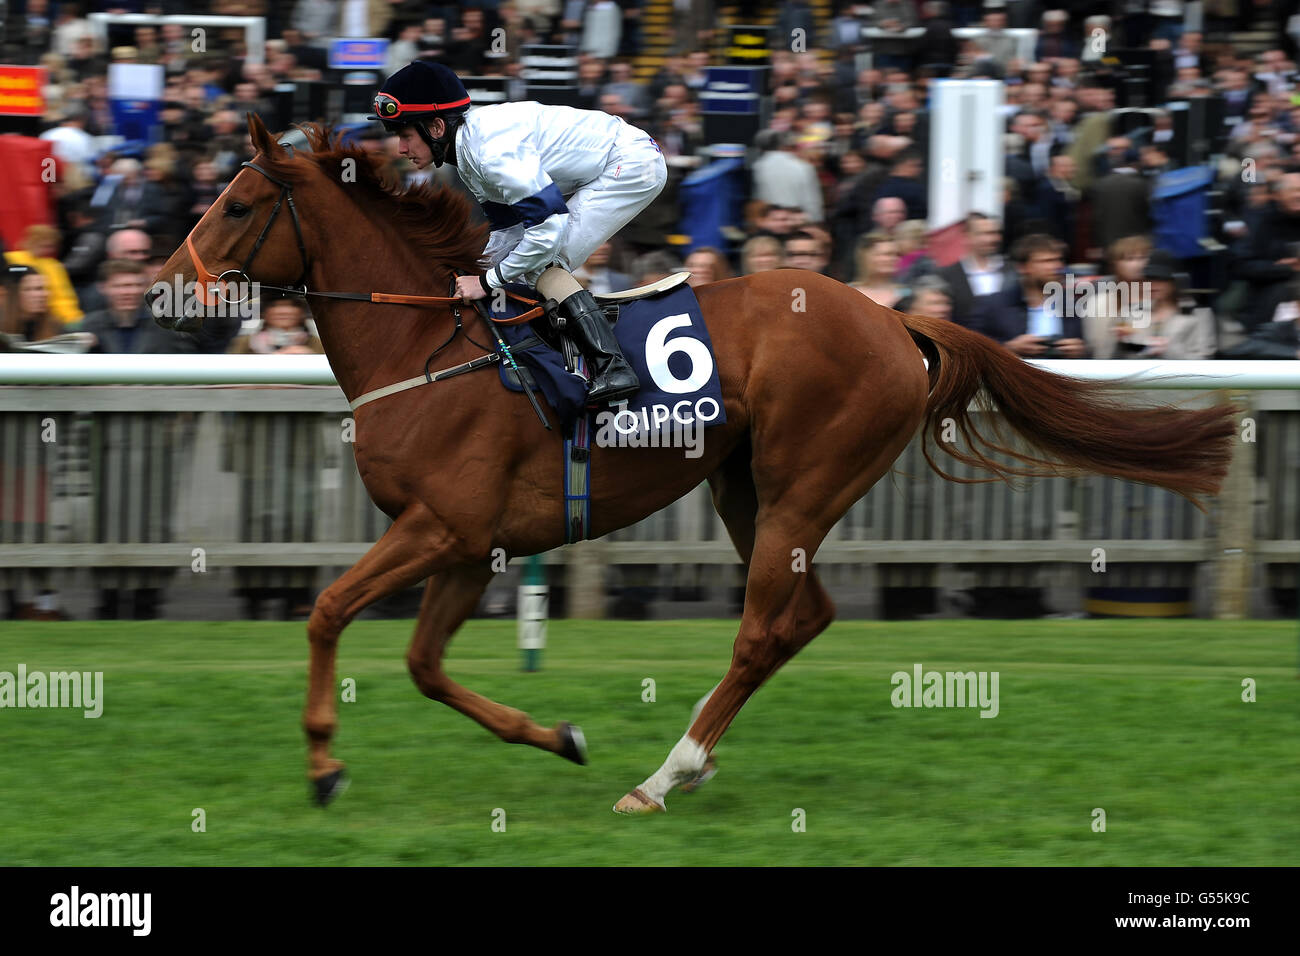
(1151, 165, 1215, 259)
(677, 157, 745, 254)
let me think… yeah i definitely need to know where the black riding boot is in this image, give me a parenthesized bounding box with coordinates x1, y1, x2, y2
(557, 289, 640, 404)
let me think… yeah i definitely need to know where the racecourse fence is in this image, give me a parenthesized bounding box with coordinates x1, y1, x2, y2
(0, 364, 1296, 619)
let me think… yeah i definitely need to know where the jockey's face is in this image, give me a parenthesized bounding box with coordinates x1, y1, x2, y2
(395, 126, 434, 168)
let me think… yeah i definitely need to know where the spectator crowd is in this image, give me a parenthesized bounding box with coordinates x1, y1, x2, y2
(3, 0, 1300, 361)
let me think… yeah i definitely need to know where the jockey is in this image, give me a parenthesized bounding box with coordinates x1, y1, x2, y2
(370, 60, 668, 405)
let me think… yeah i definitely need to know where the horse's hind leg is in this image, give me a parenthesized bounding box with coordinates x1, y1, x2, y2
(680, 448, 830, 795)
(679, 572, 835, 796)
(406, 564, 585, 762)
(614, 454, 838, 813)
(614, 518, 835, 813)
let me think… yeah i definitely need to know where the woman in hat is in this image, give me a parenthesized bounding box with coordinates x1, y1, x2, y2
(369, 60, 668, 404)
(1081, 234, 1149, 355)
(1091, 248, 1215, 359)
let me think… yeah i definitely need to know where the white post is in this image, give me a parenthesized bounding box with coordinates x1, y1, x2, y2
(928, 80, 1006, 230)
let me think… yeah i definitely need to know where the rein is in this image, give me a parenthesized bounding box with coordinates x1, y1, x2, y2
(183, 156, 553, 420)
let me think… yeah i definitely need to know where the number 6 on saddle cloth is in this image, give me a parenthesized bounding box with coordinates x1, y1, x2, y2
(494, 276, 727, 438)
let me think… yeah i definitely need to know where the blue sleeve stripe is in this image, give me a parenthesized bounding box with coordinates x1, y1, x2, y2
(481, 201, 521, 230)
(513, 182, 569, 228)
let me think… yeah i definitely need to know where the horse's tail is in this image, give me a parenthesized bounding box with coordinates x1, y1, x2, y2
(897, 312, 1238, 506)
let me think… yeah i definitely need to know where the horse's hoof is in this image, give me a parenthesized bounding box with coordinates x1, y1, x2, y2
(613, 788, 665, 814)
(680, 754, 718, 794)
(556, 721, 588, 765)
(312, 768, 349, 807)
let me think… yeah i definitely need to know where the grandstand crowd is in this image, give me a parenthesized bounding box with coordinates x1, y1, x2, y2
(3, 0, 1300, 360)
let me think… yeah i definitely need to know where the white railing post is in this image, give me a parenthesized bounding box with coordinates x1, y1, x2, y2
(1214, 391, 1255, 620)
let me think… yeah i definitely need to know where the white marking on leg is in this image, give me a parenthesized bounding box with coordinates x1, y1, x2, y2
(637, 734, 709, 806)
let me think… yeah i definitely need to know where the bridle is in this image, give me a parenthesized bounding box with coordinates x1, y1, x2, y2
(185, 158, 309, 307)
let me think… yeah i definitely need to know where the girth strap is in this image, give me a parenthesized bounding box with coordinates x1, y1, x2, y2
(563, 353, 593, 543)
(349, 339, 543, 411)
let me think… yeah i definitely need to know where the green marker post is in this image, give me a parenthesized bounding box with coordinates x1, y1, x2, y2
(517, 554, 548, 672)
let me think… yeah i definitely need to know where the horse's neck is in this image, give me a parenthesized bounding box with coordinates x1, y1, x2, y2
(308, 265, 466, 403)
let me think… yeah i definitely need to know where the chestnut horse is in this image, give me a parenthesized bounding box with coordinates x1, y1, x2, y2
(155, 117, 1236, 813)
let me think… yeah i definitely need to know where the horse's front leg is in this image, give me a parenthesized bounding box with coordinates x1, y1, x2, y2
(304, 504, 456, 805)
(405, 564, 587, 762)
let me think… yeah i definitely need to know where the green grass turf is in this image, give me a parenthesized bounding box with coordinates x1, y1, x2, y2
(0, 619, 1295, 865)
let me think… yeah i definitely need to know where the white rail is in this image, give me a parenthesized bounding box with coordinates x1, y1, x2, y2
(0, 356, 1296, 389)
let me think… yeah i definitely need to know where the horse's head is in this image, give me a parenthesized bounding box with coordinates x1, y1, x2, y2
(150, 113, 314, 332)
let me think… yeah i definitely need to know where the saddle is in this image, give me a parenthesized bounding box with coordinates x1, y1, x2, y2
(503, 270, 692, 380)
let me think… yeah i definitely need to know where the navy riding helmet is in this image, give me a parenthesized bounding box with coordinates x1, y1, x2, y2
(368, 61, 471, 167)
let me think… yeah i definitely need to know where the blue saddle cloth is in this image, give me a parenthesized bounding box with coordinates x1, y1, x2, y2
(494, 283, 726, 436)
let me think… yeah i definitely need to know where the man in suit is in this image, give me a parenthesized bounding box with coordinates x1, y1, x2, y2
(872, 148, 928, 221)
(1220, 66, 1252, 122)
(1035, 8, 1074, 60)
(1089, 142, 1152, 254)
(971, 233, 1089, 357)
(1037, 153, 1082, 260)
(78, 260, 197, 354)
(90, 158, 169, 236)
(918, 1, 959, 69)
(1004, 131, 1041, 220)
(937, 212, 1017, 330)
(1011, 109, 1050, 178)
(1235, 171, 1300, 330)
(1068, 82, 1115, 194)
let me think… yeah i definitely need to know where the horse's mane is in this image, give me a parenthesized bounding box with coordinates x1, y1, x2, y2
(258, 123, 488, 276)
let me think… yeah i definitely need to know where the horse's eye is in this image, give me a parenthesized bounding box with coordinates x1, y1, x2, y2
(227, 202, 249, 218)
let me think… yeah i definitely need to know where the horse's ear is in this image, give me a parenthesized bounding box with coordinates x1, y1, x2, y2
(246, 112, 280, 157)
